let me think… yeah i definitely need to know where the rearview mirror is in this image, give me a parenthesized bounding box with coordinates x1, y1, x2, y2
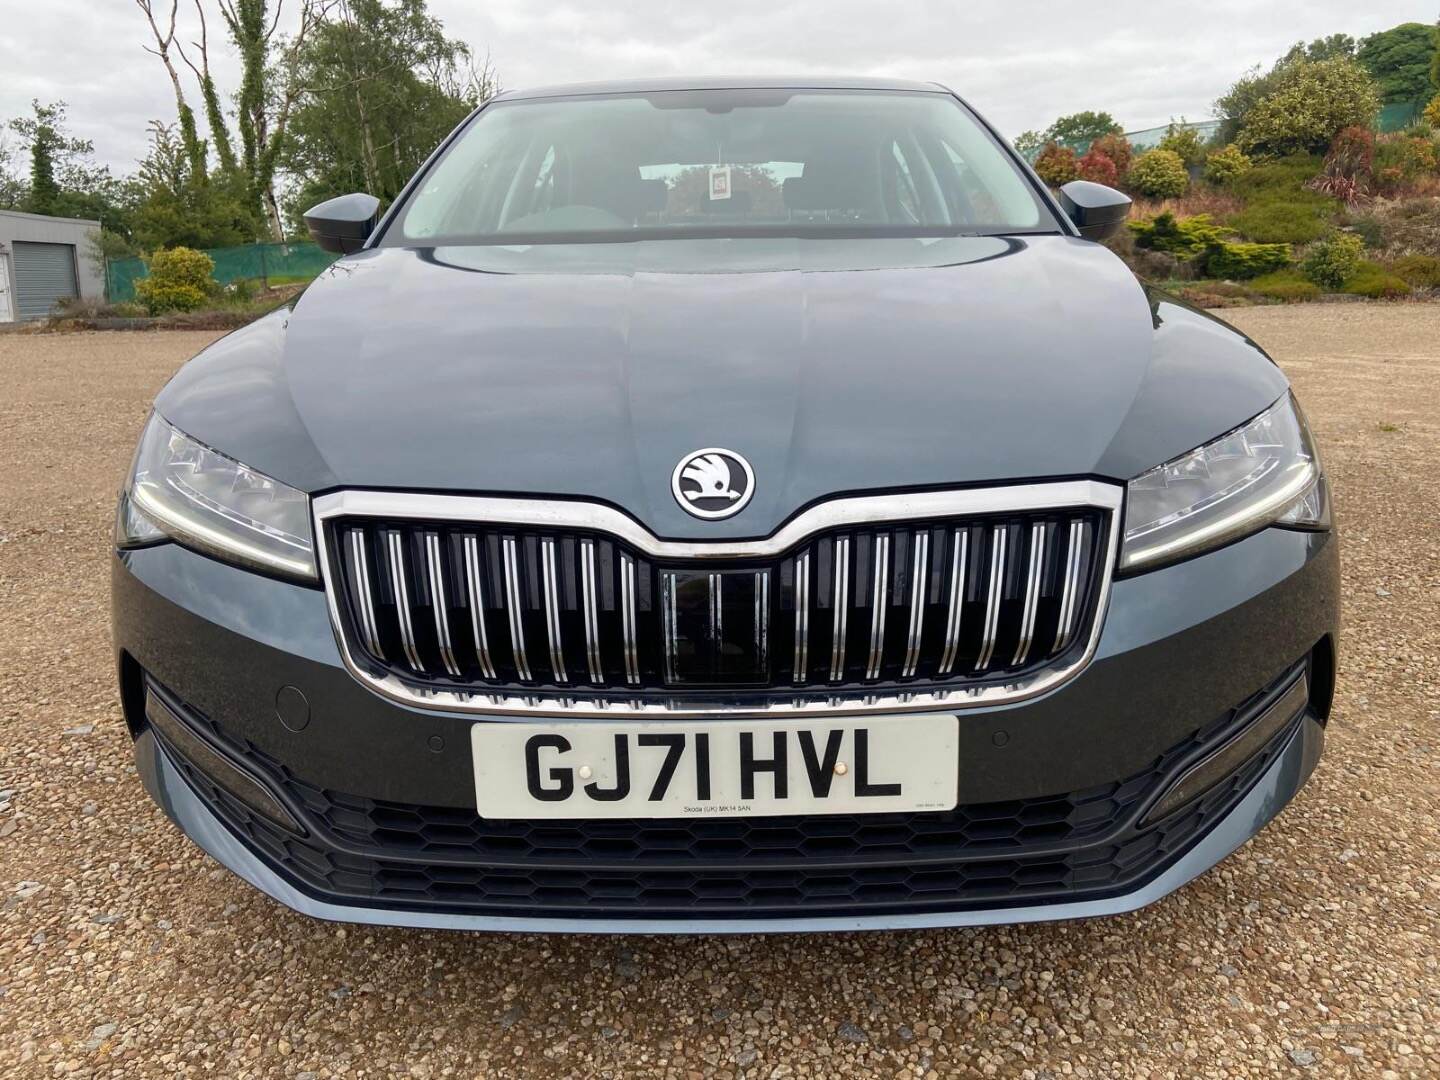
(1058, 181, 1131, 242)
(303, 192, 381, 254)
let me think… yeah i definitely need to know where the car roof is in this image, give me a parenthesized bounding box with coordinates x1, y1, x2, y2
(494, 76, 952, 101)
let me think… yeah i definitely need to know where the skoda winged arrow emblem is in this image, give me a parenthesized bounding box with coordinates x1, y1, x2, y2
(672, 448, 755, 520)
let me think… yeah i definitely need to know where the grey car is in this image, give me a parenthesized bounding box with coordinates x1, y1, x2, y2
(112, 77, 1338, 933)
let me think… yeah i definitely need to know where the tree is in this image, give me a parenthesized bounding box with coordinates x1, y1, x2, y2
(0, 133, 26, 209)
(1043, 111, 1122, 150)
(130, 121, 259, 250)
(1281, 34, 1356, 65)
(1236, 58, 1381, 157)
(134, 0, 326, 239)
(1012, 130, 1044, 158)
(1357, 22, 1440, 107)
(4, 100, 141, 274)
(1432, 19, 1440, 92)
(6, 100, 130, 227)
(8, 101, 90, 215)
(280, 0, 497, 227)
(135, 0, 208, 179)
(1217, 37, 1363, 144)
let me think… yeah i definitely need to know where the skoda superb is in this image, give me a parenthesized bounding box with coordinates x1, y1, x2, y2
(112, 78, 1338, 932)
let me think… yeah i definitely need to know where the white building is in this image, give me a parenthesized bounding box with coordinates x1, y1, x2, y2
(0, 209, 105, 322)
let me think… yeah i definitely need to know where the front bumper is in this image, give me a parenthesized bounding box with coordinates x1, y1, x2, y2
(114, 524, 1339, 932)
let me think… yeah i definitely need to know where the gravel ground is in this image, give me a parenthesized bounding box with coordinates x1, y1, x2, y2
(1, 307, 1437, 1079)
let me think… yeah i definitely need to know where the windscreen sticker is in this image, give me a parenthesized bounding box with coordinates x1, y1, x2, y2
(709, 165, 732, 201)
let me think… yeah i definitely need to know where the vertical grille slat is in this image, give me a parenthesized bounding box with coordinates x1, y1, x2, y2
(424, 532, 462, 677)
(461, 534, 498, 680)
(1053, 518, 1088, 655)
(620, 552, 641, 686)
(937, 528, 968, 676)
(331, 507, 1108, 696)
(661, 571, 679, 684)
(793, 550, 811, 684)
(1011, 523, 1047, 668)
(901, 531, 930, 679)
(579, 538, 603, 685)
(754, 570, 770, 670)
(501, 536, 533, 682)
(540, 537, 568, 684)
(974, 525, 1008, 672)
(386, 530, 425, 672)
(829, 536, 851, 683)
(347, 529, 384, 661)
(865, 533, 891, 681)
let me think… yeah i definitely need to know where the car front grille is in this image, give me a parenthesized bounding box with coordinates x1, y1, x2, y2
(323, 504, 1110, 699)
(147, 662, 1307, 920)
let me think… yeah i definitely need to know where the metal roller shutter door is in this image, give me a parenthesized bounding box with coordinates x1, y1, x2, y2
(13, 241, 79, 319)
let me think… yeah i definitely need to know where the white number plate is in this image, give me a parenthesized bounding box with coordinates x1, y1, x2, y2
(471, 715, 958, 819)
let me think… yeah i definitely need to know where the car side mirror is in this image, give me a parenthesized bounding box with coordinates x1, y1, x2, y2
(1058, 181, 1131, 241)
(303, 192, 382, 254)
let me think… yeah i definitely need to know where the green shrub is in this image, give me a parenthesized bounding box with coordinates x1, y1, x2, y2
(1204, 144, 1253, 185)
(1227, 200, 1331, 244)
(1129, 212, 1230, 257)
(1129, 149, 1190, 197)
(1343, 212, 1386, 249)
(1033, 142, 1079, 186)
(108, 302, 150, 318)
(1236, 57, 1382, 157)
(1201, 240, 1292, 280)
(1249, 269, 1321, 302)
(1158, 123, 1206, 166)
(135, 247, 217, 314)
(1301, 232, 1365, 289)
(1389, 254, 1440, 287)
(1343, 261, 1411, 298)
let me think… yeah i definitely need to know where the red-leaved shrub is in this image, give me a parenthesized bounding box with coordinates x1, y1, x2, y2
(1089, 133, 1134, 177)
(1076, 150, 1119, 187)
(1309, 125, 1375, 206)
(1034, 142, 1079, 187)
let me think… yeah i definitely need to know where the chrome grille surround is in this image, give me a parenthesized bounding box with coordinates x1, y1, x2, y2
(313, 481, 1122, 718)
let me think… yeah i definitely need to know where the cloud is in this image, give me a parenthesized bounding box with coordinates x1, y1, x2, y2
(0, 0, 1425, 174)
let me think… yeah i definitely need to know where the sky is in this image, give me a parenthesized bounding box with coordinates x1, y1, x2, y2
(0, 0, 1432, 175)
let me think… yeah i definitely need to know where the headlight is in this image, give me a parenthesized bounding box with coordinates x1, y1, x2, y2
(1120, 392, 1328, 573)
(117, 413, 316, 580)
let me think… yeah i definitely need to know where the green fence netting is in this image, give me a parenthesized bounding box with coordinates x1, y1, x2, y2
(1019, 105, 1428, 164)
(1377, 101, 1422, 132)
(106, 241, 339, 303)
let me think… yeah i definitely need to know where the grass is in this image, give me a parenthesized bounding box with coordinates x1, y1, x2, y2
(1250, 269, 1322, 302)
(1128, 190, 1246, 221)
(1342, 262, 1412, 298)
(1226, 200, 1332, 245)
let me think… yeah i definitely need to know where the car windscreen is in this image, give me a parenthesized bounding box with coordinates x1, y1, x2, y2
(384, 89, 1058, 248)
